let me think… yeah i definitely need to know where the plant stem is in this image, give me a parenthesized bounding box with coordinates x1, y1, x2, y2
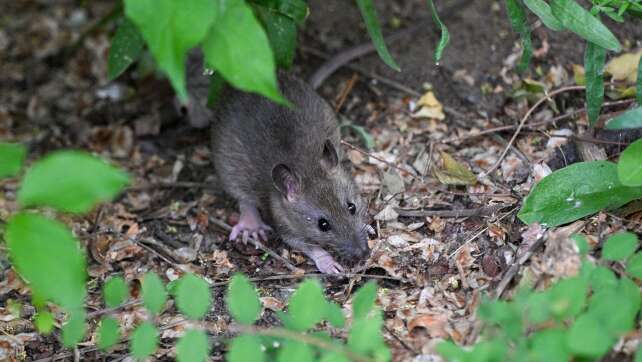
(238, 326, 375, 362)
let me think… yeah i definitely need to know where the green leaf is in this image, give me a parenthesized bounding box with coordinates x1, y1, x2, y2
(339, 120, 375, 149)
(436, 341, 466, 361)
(141, 272, 167, 314)
(108, 17, 145, 80)
(572, 234, 590, 255)
(97, 317, 120, 350)
(584, 41, 606, 126)
(355, 0, 400, 71)
(602, 232, 639, 260)
(618, 139, 642, 186)
(202, 0, 285, 105)
(636, 342, 642, 362)
(277, 340, 314, 362)
(62, 310, 86, 347)
(124, 0, 216, 101)
(626, 251, 642, 279)
(325, 302, 345, 328)
(518, 161, 642, 227)
(6, 213, 86, 310)
(175, 273, 211, 319)
(550, 0, 621, 51)
(567, 313, 614, 357)
(352, 281, 377, 320)
(287, 279, 326, 331)
(524, 290, 552, 323)
(637, 54, 642, 104)
(34, 310, 55, 334)
(426, 0, 450, 62)
(226, 274, 261, 325)
(505, 0, 533, 72)
(470, 340, 507, 362)
(0, 143, 27, 179)
(588, 277, 640, 334)
(17, 150, 130, 213)
(590, 266, 617, 290)
(103, 276, 128, 308)
(228, 335, 265, 362)
(549, 276, 588, 318)
(523, 0, 564, 30)
(348, 311, 385, 355)
(606, 106, 642, 129)
(176, 329, 210, 362)
(255, 7, 298, 69)
(130, 322, 159, 359)
(320, 351, 350, 362)
(478, 299, 522, 338)
(530, 328, 570, 362)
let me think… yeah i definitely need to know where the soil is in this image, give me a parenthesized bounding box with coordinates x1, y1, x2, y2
(1, 0, 642, 361)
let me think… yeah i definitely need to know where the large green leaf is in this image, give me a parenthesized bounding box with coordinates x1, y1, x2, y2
(606, 106, 642, 129)
(6, 213, 86, 310)
(175, 273, 211, 319)
(355, 0, 400, 71)
(255, 6, 298, 69)
(530, 328, 570, 362)
(587, 277, 640, 335)
(426, 0, 450, 62)
(124, 0, 216, 101)
(518, 161, 642, 227)
(505, 0, 533, 72)
(523, 0, 564, 30)
(584, 41, 606, 126)
(176, 329, 210, 362)
(550, 0, 621, 51)
(618, 139, 642, 186)
(202, 0, 285, 105)
(627, 252, 642, 279)
(347, 311, 386, 355)
(141, 272, 167, 314)
(108, 17, 145, 80)
(0, 142, 26, 178)
(226, 274, 261, 325)
(17, 150, 130, 214)
(62, 309, 86, 347)
(637, 54, 642, 104)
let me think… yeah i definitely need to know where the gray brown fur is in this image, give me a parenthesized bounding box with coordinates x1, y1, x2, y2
(211, 74, 369, 261)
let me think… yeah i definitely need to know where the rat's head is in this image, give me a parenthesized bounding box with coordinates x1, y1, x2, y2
(270, 140, 370, 261)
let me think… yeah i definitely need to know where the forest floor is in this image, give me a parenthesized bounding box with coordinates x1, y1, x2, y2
(1, 0, 642, 361)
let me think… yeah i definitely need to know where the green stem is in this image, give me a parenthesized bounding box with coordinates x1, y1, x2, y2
(239, 326, 375, 362)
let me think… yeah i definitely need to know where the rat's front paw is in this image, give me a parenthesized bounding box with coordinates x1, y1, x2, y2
(313, 254, 345, 274)
(229, 221, 272, 243)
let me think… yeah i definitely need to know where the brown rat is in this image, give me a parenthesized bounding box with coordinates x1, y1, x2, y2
(205, 72, 371, 274)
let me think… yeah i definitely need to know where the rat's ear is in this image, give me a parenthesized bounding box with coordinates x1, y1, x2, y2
(320, 140, 339, 172)
(272, 164, 301, 201)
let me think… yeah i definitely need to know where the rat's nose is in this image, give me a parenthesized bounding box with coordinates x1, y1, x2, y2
(353, 242, 370, 259)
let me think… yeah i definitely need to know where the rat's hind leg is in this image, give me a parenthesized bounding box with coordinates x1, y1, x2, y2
(229, 201, 273, 242)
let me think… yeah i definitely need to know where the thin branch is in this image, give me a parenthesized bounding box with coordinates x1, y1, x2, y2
(394, 204, 509, 218)
(340, 140, 419, 180)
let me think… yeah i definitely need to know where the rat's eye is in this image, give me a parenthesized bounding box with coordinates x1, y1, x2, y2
(318, 218, 331, 232)
(347, 202, 356, 215)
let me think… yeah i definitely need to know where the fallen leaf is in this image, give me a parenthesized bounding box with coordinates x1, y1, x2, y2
(408, 314, 449, 338)
(261, 296, 285, 311)
(412, 91, 445, 120)
(605, 50, 642, 83)
(382, 170, 405, 195)
(433, 152, 477, 185)
(374, 204, 399, 221)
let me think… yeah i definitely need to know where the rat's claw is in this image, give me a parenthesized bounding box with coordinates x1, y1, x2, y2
(258, 229, 268, 241)
(314, 255, 345, 274)
(365, 224, 376, 235)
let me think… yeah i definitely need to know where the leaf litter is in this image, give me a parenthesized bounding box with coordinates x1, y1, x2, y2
(1, 1, 642, 361)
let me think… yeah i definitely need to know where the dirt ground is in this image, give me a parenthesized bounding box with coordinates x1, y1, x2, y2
(1, 0, 642, 361)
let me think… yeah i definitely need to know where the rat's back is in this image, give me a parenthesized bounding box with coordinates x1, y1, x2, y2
(211, 73, 340, 208)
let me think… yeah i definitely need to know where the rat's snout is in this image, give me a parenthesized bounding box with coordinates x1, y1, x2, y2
(346, 231, 370, 260)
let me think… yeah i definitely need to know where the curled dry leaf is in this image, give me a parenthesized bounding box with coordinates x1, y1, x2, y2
(412, 91, 445, 120)
(260, 296, 285, 311)
(374, 204, 399, 221)
(433, 152, 477, 186)
(408, 313, 449, 338)
(604, 50, 642, 83)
